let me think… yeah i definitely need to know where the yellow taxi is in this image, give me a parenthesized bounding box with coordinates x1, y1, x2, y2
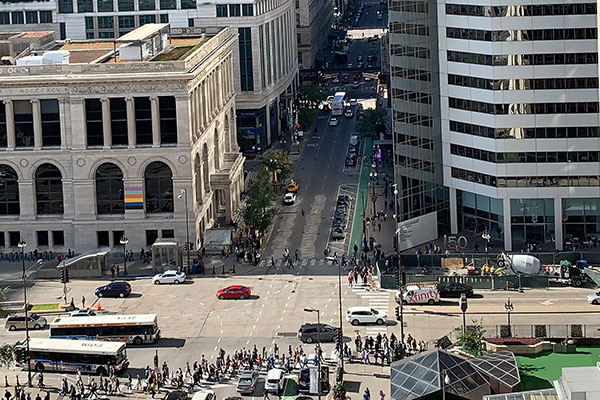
(287, 180, 299, 193)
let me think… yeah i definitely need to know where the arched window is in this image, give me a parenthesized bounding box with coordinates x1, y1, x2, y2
(0, 165, 19, 215)
(95, 163, 124, 214)
(144, 161, 173, 213)
(202, 143, 210, 193)
(35, 163, 63, 215)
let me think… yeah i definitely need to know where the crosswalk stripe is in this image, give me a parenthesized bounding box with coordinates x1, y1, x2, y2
(302, 260, 307, 266)
(311, 259, 316, 266)
(276, 260, 282, 267)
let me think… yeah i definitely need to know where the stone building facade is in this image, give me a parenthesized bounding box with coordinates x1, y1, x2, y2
(0, 24, 244, 253)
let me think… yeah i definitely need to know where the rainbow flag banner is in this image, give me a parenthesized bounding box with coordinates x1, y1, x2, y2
(124, 186, 144, 210)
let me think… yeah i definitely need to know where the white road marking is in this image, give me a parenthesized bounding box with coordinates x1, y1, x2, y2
(218, 337, 222, 343)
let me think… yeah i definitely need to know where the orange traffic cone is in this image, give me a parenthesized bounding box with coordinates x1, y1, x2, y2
(97, 302, 101, 311)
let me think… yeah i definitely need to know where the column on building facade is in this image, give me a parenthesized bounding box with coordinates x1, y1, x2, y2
(70, 99, 86, 149)
(18, 180, 35, 221)
(175, 94, 190, 146)
(265, 105, 272, 147)
(217, 66, 223, 108)
(3, 100, 15, 149)
(31, 99, 42, 149)
(224, 186, 232, 221)
(125, 97, 136, 148)
(150, 96, 161, 147)
(59, 99, 68, 149)
(503, 198, 512, 252)
(449, 187, 458, 234)
(554, 197, 563, 251)
(201, 81, 207, 128)
(101, 98, 112, 148)
(190, 89, 197, 137)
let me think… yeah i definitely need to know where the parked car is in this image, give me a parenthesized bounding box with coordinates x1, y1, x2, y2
(345, 157, 357, 167)
(337, 195, 350, 205)
(216, 285, 251, 300)
(297, 368, 310, 393)
(346, 306, 387, 325)
(329, 117, 339, 127)
(236, 370, 259, 394)
(298, 323, 339, 343)
(287, 181, 299, 193)
(152, 270, 186, 285)
(5, 314, 47, 331)
(95, 281, 132, 298)
(283, 192, 296, 205)
(438, 283, 474, 298)
(332, 227, 345, 239)
(69, 309, 96, 317)
(350, 135, 360, 146)
(587, 291, 600, 305)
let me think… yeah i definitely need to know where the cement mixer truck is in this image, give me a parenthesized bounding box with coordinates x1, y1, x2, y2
(496, 253, 592, 287)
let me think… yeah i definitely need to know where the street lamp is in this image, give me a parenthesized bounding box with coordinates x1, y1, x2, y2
(504, 297, 514, 337)
(119, 235, 128, 275)
(304, 307, 321, 400)
(481, 231, 491, 269)
(18, 239, 32, 386)
(369, 172, 377, 215)
(441, 369, 451, 400)
(178, 188, 191, 274)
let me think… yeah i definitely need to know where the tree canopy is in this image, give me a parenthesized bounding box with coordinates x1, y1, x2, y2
(261, 149, 295, 182)
(356, 108, 387, 138)
(242, 171, 277, 237)
(298, 84, 326, 109)
(457, 319, 487, 356)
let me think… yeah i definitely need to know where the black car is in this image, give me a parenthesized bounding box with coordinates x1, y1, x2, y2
(337, 195, 350, 205)
(164, 391, 188, 400)
(95, 281, 132, 298)
(345, 157, 357, 167)
(298, 323, 339, 343)
(438, 283, 474, 298)
(297, 368, 310, 393)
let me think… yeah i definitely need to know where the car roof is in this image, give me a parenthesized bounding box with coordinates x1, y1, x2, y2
(163, 270, 181, 274)
(348, 306, 374, 312)
(226, 285, 246, 289)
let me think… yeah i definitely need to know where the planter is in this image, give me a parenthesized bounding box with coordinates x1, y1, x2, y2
(553, 343, 576, 353)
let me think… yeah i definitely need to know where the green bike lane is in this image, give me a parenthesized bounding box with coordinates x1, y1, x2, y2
(348, 137, 373, 255)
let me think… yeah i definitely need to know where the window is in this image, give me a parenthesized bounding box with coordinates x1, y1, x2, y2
(41, 99, 61, 147)
(160, 0, 175, 9)
(139, 0, 155, 10)
(216, 4, 228, 17)
(97, 231, 110, 247)
(181, 0, 196, 8)
(11, 12, 24, 24)
(60, 23, 66, 39)
(110, 98, 128, 145)
(35, 163, 63, 215)
(77, 0, 93, 12)
(118, 0, 134, 11)
(14, 100, 33, 148)
(58, 0, 73, 13)
(98, 16, 114, 38)
(98, 0, 113, 11)
(25, 11, 38, 24)
(242, 4, 253, 15)
(160, 14, 168, 22)
(159, 96, 177, 144)
(0, 12, 9, 25)
(95, 163, 124, 215)
(0, 165, 19, 215)
(146, 230, 158, 246)
(229, 4, 241, 16)
(37, 231, 49, 247)
(40, 11, 53, 23)
(118, 16, 134, 35)
(134, 97, 152, 145)
(144, 161, 173, 213)
(0, 102, 6, 147)
(139, 14, 156, 24)
(161, 229, 174, 238)
(52, 231, 64, 246)
(0, 233, 4, 247)
(112, 231, 124, 248)
(188, 18, 194, 27)
(85, 16, 94, 29)
(9, 232, 20, 247)
(85, 99, 103, 146)
(238, 27, 254, 91)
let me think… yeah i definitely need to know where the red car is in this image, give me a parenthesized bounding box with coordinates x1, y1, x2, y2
(216, 285, 251, 300)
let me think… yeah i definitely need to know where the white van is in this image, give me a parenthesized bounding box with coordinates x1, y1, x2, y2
(265, 368, 285, 394)
(395, 285, 440, 305)
(191, 390, 216, 400)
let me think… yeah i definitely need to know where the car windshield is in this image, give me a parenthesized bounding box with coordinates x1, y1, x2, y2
(300, 370, 310, 379)
(29, 314, 39, 320)
(371, 308, 378, 314)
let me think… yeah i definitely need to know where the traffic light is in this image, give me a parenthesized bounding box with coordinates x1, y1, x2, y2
(393, 235, 398, 250)
(60, 267, 66, 284)
(395, 306, 400, 321)
(65, 267, 70, 283)
(336, 330, 343, 349)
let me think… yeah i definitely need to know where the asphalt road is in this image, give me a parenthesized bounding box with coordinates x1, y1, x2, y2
(354, 0, 387, 29)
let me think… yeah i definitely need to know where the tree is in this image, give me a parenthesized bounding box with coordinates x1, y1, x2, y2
(356, 108, 388, 138)
(261, 149, 295, 183)
(0, 287, 16, 367)
(391, 346, 405, 362)
(457, 319, 487, 356)
(298, 108, 316, 130)
(242, 171, 277, 237)
(237, 128, 256, 153)
(299, 84, 326, 109)
(332, 381, 347, 400)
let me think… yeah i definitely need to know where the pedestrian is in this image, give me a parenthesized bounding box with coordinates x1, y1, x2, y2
(81, 296, 86, 309)
(363, 388, 371, 400)
(348, 272, 353, 287)
(379, 390, 385, 400)
(301, 208, 305, 216)
(295, 249, 299, 262)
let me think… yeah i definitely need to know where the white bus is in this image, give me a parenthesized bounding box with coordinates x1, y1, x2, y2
(331, 92, 347, 116)
(50, 314, 160, 345)
(18, 338, 128, 375)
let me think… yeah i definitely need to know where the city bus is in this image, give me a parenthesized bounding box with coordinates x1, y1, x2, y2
(331, 92, 347, 116)
(50, 314, 160, 345)
(17, 338, 128, 375)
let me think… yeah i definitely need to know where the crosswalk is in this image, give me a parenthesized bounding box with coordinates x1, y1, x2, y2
(350, 280, 391, 336)
(257, 257, 339, 269)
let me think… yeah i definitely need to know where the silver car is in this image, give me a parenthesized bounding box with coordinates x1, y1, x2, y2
(5, 314, 47, 331)
(236, 370, 259, 394)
